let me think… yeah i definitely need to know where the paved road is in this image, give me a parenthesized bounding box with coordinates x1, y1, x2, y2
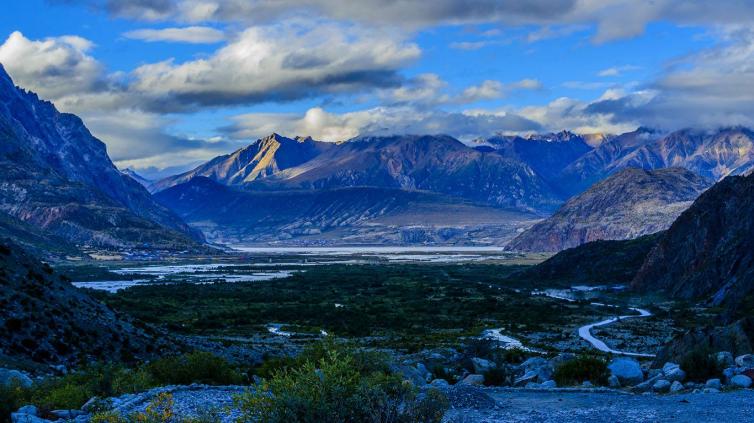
(444, 389, 754, 423)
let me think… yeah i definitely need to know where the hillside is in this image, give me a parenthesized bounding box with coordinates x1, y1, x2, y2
(0, 64, 202, 250)
(506, 168, 711, 252)
(0, 239, 170, 366)
(632, 172, 754, 316)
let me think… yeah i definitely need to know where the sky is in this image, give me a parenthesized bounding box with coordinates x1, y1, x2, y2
(1, 1, 754, 177)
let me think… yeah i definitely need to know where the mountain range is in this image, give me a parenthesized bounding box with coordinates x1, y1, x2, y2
(151, 127, 754, 247)
(0, 65, 203, 252)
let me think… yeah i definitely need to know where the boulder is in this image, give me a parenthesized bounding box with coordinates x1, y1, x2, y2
(705, 378, 722, 390)
(735, 354, 754, 369)
(519, 357, 554, 383)
(10, 414, 48, 423)
(16, 406, 37, 416)
(730, 374, 753, 388)
(460, 374, 485, 386)
(525, 382, 541, 388)
(608, 358, 644, 386)
(652, 379, 671, 393)
(541, 380, 557, 389)
(430, 378, 450, 388)
(581, 381, 594, 388)
(608, 375, 621, 388)
(670, 381, 684, 393)
(513, 370, 538, 387)
(661, 362, 686, 382)
(716, 352, 735, 368)
(0, 369, 33, 388)
(471, 357, 495, 374)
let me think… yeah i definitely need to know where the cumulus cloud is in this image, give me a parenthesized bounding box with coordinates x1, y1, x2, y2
(61, 0, 754, 42)
(123, 26, 225, 43)
(586, 28, 754, 129)
(127, 22, 420, 112)
(223, 106, 543, 142)
(459, 79, 542, 103)
(0, 31, 104, 99)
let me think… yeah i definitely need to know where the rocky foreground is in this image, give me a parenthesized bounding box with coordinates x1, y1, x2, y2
(7, 351, 754, 422)
(8, 383, 754, 423)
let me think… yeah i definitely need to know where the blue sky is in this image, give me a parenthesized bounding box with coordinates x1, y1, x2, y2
(1, 1, 753, 176)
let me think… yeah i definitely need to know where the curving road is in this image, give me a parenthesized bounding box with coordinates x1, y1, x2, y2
(536, 290, 655, 357)
(577, 306, 655, 358)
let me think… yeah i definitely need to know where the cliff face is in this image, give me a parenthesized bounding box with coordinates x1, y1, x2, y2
(506, 168, 711, 252)
(0, 64, 202, 249)
(632, 172, 754, 315)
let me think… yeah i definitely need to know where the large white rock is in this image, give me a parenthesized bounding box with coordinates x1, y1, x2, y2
(653, 379, 671, 392)
(670, 381, 684, 393)
(730, 374, 753, 388)
(662, 362, 686, 382)
(608, 358, 644, 386)
(460, 374, 485, 386)
(0, 369, 33, 388)
(471, 357, 495, 374)
(705, 378, 722, 390)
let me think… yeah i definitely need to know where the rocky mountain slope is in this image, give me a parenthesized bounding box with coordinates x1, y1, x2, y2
(506, 168, 711, 252)
(559, 127, 754, 196)
(0, 239, 170, 366)
(155, 177, 540, 246)
(632, 172, 754, 316)
(122, 168, 153, 188)
(156, 134, 563, 213)
(151, 134, 334, 192)
(0, 64, 202, 249)
(479, 131, 593, 185)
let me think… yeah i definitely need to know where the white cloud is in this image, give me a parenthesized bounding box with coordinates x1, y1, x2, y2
(459, 79, 542, 103)
(597, 65, 640, 77)
(69, 0, 754, 43)
(128, 21, 420, 111)
(123, 26, 225, 43)
(0, 31, 103, 99)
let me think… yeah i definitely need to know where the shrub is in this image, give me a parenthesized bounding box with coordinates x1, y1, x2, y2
(681, 347, 722, 382)
(146, 352, 243, 386)
(482, 367, 508, 386)
(236, 344, 447, 423)
(0, 381, 32, 423)
(553, 356, 609, 386)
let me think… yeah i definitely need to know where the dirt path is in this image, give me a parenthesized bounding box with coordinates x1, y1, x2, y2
(444, 389, 754, 423)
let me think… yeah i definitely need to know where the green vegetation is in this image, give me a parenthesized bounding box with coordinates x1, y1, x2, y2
(92, 264, 616, 350)
(681, 347, 723, 382)
(236, 341, 447, 423)
(553, 356, 609, 386)
(0, 352, 241, 422)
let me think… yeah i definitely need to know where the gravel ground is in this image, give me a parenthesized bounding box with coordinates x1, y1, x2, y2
(444, 389, 754, 423)
(105, 384, 754, 423)
(111, 385, 248, 422)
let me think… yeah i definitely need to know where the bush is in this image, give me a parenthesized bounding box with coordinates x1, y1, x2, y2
(482, 367, 508, 386)
(553, 356, 609, 386)
(146, 351, 243, 386)
(681, 347, 722, 382)
(236, 344, 447, 423)
(0, 381, 32, 423)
